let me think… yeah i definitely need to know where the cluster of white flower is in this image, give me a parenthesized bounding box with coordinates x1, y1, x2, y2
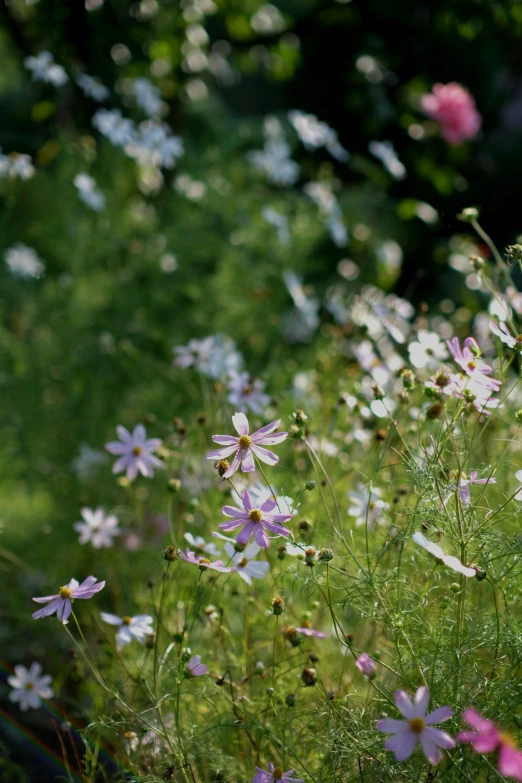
(0, 150, 35, 181)
(288, 110, 349, 162)
(74, 173, 106, 211)
(368, 140, 406, 180)
(76, 73, 109, 102)
(282, 271, 320, 343)
(4, 244, 45, 279)
(132, 77, 164, 117)
(92, 110, 184, 170)
(304, 181, 348, 247)
(249, 118, 299, 187)
(24, 51, 68, 86)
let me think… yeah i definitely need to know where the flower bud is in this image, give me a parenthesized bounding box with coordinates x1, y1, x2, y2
(372, 384, 385, 400)
(474, 565, 487, 581)
(469, 254, 484, 271)
(172, 417, 186, 435)
(305, 480, 316, 491)
(304, 547, 317, 567)
(272, 596, 285, 616)
(167, 478, 181, 493)
(355, 653, 376, 679)
(318, 548, 333, 563)
(282, 626, 302, 647)
(285, 692, 296, 707)
(301, 667, 317, 687)
(457, 206, 479, 223)
(266, 687, 274, 697)
(164, 545, 177, 561)
(293, 409, 308, 425)
(400, 368, 415, 389)
(506, 244, 522, 262)
(216, 459, 230, 477)
(288, 424, 301, 439)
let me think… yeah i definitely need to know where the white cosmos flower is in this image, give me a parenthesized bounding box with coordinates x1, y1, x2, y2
(348, 484, 388, 528)
(73, 507, 120, 548)
(101, 613, 154, 650)
(5, 244, 45, 279)
(224, 541, 270, 585)
(184, 532, 220, 556)
(408, 330, 449, 370)
(8, 663, 53, 711)
(412, 531, 476, 577)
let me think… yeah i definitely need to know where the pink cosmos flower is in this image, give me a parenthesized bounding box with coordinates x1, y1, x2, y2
(220, 489, 292, 548)
(446, 337, 500, 392)
(253, 763, 303, 783)
(32, 576, 105, 624)
(186, 655, 208, 677)
(490, 321, 522, 352)
(421, 83, 481, 145)
(355, 653, 376, 678)
(206, 412, 287, 478)
(449, 470, 496, 506)
(458, 708, 522, 781)
(179, 548, 235, 572)
(376, 686, 455, 764)
(295, 625, 328, 638)
(105, 424, 163, 481)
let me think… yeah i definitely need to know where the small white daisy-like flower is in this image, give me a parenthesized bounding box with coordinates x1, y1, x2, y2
(74, 173, 105, 211)
(227, 371, 270, 415)
(73, 507, 120, 549)
(412, 531, 476, 577)
(224, 541, 270, 585)
(8, 663, 53, 711)
(5, 244, 45, 279)
(348, 483, 388, 528)
(408, 330, 449, 370)
(76, 73, 109, 102)
(105, 424, 163, 481)
(184, 532, 220, 556)
(100, 613, 154, 650)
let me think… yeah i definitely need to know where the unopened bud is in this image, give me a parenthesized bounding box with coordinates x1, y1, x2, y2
(400, 368, 415, 389)
(318, 548, 333, 562)
(167, 478, 181, 493)
(285, 692, 296, 707)
(164, 545, 177, 561)
(506, 244, 522, 262)
(305, 480, 316, 491)
(216, 459, 230, 477)
(474, 565, 487, 581)
(272, 596, 285, 616)
(457, 206, 479, 223)
(293, 409, 308, 425)
(304, 547, 317, 567)
(372, 384, 385, 400)
(301, 667, 317, 687)
(288, 424, 301, 439)
(469, 254, 484, 271)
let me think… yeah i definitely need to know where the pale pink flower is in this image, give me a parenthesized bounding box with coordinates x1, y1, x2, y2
(220, 489, 292, 548)
(490, 321, 522, 351)
(105, 424, 163, 481)
(421, 83, 481, 144)
(376, 686, 455, 764)
(446, 337, 500, 392)
(412, 532, 477, 578)
(32, 576, 105, 624)
(179, 548, 235, 572)
(355, 653, 376, 678)
(295, 625, 328, 638)
(449, 470, 496, 506)
(206, 412, 287, 478)
(186, 655, 208, 677)
(253, 763, 303, 783)
(458, 708, 522, 781)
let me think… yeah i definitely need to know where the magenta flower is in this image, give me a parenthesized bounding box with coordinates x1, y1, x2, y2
(253, 763, 303, 783)
(186, 655, 208, 677)
(220, 489, 292, 548)
(206, 412, 287, 478)
(376, 686, 455, 764)
(446, 337, 500, 392)
(32, 576, 105, 624)
(421, 83, 481, 145)
(458, 709, 522, 781)
(105, 424, 163, 481)
(179, 548, 235, 572)
(355, 653, 376, 678)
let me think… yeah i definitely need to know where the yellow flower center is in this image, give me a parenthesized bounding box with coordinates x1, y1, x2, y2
(409, 717, 425, 734)
(239, 558, 248, 568)
(467, 360, 476, 370)
(272, 769, 284, 780)
(59, 586, 72, 599)
(301, 619, 312, 629)
(123, 616, 132, 625)
(199, 557, 210, 568)
(499, 731, 516, 748)
(238, 435, 252, 448)
(249, 509, 262, 522)
(132, 446, 142, 456)
(25, 682, 34, 691)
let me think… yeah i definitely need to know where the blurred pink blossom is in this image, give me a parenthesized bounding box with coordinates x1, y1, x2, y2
(421, 83, 481, 144)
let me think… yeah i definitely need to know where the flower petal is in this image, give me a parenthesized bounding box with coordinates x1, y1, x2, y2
(394, 690, 415, 719)
(425, 706, 453, 724)
(232, 412, 249, 436)
(413, 686, 430, 718)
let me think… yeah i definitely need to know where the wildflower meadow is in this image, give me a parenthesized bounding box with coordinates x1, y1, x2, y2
(4, 2, 522, 782)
